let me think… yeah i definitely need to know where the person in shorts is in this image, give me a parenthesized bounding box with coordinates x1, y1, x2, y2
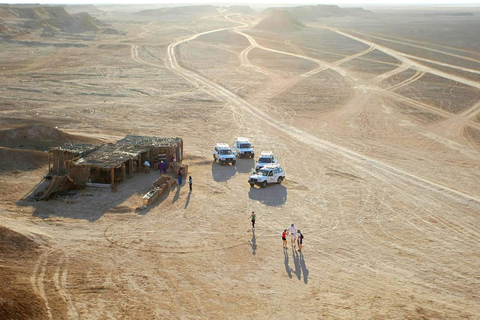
(282, 229, 288, 249)
(297, 229, 304, 252)
(289, 224, 296, 248)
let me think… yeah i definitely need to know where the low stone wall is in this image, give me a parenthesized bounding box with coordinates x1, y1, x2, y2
(142, 175, 177, 206)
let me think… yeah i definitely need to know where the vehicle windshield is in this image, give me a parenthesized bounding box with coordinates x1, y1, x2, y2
(258, 169, 269, 176)
(258, 157, 271, 163)
(239, 143, 251, 148)
(220, 149, 232, 155)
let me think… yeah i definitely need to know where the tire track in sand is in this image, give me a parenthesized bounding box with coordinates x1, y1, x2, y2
(31, 249, 76, 319)
(31, 249, 54, 320)
(165, 22, 480, 206)
(54, 255, 79, 319)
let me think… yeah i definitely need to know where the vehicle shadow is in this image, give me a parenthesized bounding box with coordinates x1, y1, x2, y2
(248, 184, 287, 206)
(211, 161, 236, 182)
(235, 158, 255, 173)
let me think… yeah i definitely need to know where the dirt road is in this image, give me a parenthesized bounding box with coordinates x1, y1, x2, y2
(1, 8, 479, 320)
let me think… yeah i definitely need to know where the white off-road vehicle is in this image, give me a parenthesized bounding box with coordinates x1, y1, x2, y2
(232, 137, 255, 158)
(213, 143, 236, 165)
(248, 163, 285, 188)
(255, 151, 278, 171)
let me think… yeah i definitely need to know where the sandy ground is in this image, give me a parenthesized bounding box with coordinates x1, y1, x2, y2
(1, 6, 480, 320)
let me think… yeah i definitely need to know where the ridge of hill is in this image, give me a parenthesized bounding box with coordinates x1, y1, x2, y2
(136, 5, 218, 17)
(226, 5, 255, 14)
(0, 4, 105, 34)
(63, 4, 102, 15)
(253, 10, 306, 33)
(262, 5, 371, 22)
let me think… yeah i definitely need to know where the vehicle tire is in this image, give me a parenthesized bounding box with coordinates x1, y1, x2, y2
(213, 155, 216, 162)
(261, 181, 267, 188)
(250, 183, 255, 187)
(277, 177, 283, 184)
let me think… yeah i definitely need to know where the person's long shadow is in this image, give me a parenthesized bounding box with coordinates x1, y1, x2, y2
(284, 249, 292, 278)
(292, 248, 302, 281)
(251, 229, 257, 255)
(300, 252, 309, 284)
(172, 183, 181, 203)
(184, 190, 191, 209)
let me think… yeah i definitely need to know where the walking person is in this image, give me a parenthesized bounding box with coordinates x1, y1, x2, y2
(289, 224, 296, 249)
(282, 229, 288, 249)
(189, 176, 192, 191)
(178, 169, 183, 185)
(297, 229, 304, 252)
(144, 160, 150, 173)
(251, 211, 256, 229)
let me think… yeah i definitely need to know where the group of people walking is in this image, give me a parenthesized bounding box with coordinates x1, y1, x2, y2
(250, 213, 304, 251)
(282, 224, 303, 251)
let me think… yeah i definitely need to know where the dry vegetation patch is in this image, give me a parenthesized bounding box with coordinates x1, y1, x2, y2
(379, 68, 418, 89)
(396, 73, 480, 114)
(360, 48, 401, 64)
(254, 37, 299, 54)
(177, 41, 241, 79)
(465, 126, 480, 148)
(288, 28, 370, 62)
(411, 58, 480, 82)
(383, 97, 446, 125)
(197, 29, 250, 49)
(270, 69, 352, 117)
(340, 58, 398, 79)
(248, 47, 317, 78)
(217, 68, 272, 99)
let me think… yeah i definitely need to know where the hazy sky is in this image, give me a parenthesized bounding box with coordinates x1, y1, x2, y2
(3, 0, 480, 5)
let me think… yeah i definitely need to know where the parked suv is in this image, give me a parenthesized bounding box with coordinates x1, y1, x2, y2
(255, 151, 278, 171)
(232, 137, 254, 158)
(213, 143, 236, 165)
(248, 164, 285, 188)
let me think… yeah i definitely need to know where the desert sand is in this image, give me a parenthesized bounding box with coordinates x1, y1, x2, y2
(0, 4, 479, 319)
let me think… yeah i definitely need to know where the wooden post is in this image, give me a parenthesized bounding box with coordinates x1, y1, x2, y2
(128, 160, 133, 178)
(111, 168, 115, 186)
(121, 163, 126, 182)
(48, 152, 51, 173)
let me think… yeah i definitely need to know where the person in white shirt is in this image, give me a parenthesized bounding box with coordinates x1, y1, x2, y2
(289, 224, 296, 248)
(144, 160, 150, 173)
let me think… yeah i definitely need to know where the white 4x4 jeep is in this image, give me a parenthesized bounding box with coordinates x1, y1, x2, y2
(213, 143, 236, 165)
(232, 137, 254, 158)
(255, 151, 278, 171)
(248, 164, 285, 188)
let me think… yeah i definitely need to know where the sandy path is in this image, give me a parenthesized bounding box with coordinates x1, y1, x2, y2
(2, 9, 480, 320)
(327, 26, 480, 89)
(164, 17, 480, 205)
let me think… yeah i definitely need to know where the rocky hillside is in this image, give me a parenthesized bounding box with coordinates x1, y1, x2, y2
(0, 4, 105, 35)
